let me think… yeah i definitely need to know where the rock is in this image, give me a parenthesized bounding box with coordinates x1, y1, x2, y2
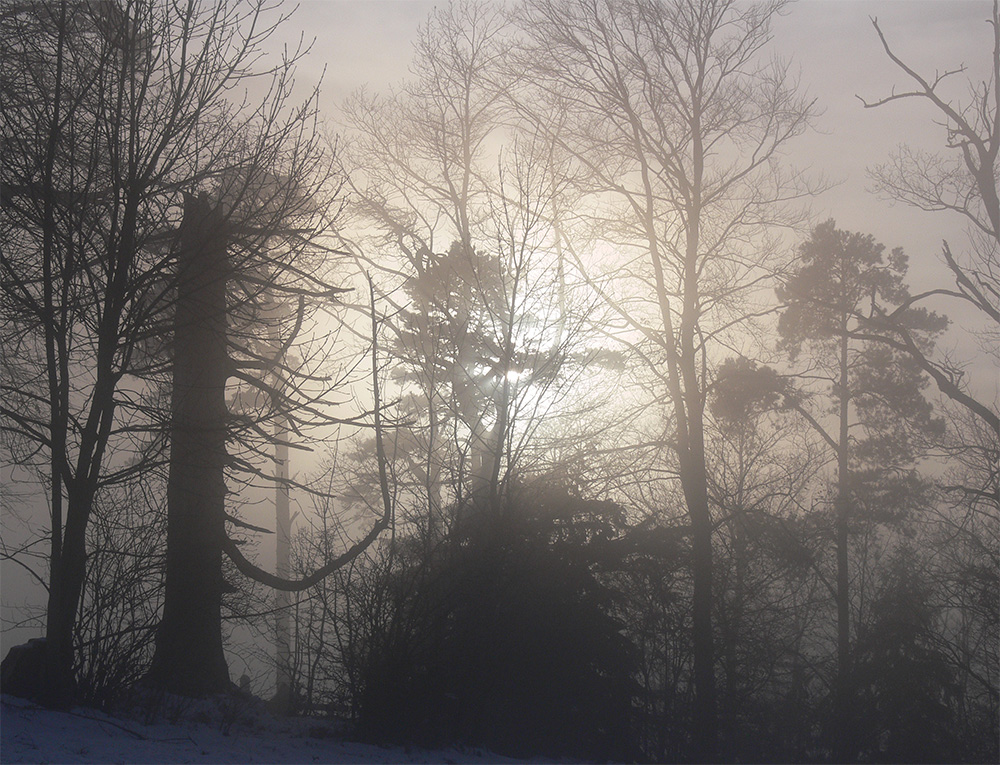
(0, 638, 47, 701)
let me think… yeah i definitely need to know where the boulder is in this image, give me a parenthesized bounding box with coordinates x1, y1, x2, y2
(0, 638, 47, 701)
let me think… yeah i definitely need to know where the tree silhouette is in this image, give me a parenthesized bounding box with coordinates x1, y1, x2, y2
(514, 1, 819, 756)
(340, 2, 600, 541)
(356, 482, 638, 762)
(1, 0, 374, 702)
(777, 219, 946, 759)
(860, 2, 1000, 437)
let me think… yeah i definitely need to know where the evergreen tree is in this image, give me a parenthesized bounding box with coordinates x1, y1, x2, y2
(777, 219, 946, 759)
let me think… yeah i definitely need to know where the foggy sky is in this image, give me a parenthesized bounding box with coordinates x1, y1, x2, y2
(271, 0, 995, 374)
(277, 0, 988, 286)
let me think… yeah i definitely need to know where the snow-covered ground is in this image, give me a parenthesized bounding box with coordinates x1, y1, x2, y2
(0, 694, 534, 764)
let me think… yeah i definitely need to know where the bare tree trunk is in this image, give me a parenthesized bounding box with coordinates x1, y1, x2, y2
(834, 321, 852, 761)
(42, 489, 89, 706)
(36, 0, 77, 707)
(275, 413, 292, 709)
(146, 193, 232, 696)
(645, 150, 716, 762)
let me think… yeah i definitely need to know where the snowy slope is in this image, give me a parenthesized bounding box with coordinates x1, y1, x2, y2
(0, 694, 532, 764)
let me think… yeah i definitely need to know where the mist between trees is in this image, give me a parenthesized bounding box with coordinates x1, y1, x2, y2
(0, 1, 996, 763)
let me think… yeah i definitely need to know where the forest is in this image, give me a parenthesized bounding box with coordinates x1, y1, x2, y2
(0, 1, 997, 763)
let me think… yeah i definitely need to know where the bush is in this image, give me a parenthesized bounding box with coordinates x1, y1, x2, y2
(356, 486, 638, 761)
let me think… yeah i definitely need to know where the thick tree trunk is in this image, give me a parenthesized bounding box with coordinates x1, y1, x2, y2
(38, 484, 92, 706)
(145, 193, 232, 696)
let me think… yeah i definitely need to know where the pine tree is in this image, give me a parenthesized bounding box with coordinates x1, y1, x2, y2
(777, 219, 946, 759)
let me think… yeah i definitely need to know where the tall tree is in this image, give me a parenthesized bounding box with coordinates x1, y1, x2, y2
(144, 193, 233, 693)
(777, 220, 946, 760)
(340, 1, 600, 534)
(147, 175, 390, 697)
(337, 1, 501, 528)
(514, 1, 817, 757)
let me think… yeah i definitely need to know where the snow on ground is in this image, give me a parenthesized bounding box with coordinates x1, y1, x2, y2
(0, 694, 535, 764)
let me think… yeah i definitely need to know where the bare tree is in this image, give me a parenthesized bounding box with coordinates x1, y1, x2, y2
(860, 1, 1000, 436)
(1, 0, 211, 704)
(856, 12, 1000, 755)
(513, 0, 818, 757)
(339, 0, 507, 260)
